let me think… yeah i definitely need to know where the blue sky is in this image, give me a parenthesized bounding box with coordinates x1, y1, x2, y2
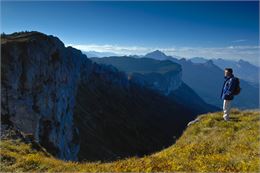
(1, 1, 259, 65)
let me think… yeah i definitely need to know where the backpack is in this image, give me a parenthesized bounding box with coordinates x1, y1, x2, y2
(233, 77, 241, 95)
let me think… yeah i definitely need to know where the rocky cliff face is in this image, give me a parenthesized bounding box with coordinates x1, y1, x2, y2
(130, 69, 182, 95)
(1, 32, 196, 162)
(1, 32, 132, 161)
(1, 32, 91, 160)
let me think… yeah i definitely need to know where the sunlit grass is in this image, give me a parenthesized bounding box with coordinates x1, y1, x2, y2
(1, 109, 259, 172)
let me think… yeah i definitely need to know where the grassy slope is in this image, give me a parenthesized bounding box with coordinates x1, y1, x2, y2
(1, 109, 259, 172)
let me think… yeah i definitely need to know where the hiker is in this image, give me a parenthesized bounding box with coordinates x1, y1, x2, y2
(220, 68, 238, 121)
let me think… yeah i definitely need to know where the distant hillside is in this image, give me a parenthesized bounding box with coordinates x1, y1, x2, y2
(92, 56, 219, 114)
(1, 109, 259, 172)
(92, 56, 181, 74)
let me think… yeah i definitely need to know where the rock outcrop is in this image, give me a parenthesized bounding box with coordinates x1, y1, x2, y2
(2, 32, 90, 160)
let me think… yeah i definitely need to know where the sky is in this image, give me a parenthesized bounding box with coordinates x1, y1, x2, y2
(1, 1, 259, 65)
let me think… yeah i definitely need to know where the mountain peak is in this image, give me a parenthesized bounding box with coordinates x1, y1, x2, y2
(206, 59, 214, 64)
(145, 50, 168, 60)
(153, 49, 166, 54)
(202, 60, 216, 68)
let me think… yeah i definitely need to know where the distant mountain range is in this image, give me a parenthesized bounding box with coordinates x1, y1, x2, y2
(190, 57, 259, 85)
(83, 49, 259, 86)
(92, 50, 259, 109)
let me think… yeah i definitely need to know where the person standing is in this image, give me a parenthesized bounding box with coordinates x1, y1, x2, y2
(220, 68, 238, 121)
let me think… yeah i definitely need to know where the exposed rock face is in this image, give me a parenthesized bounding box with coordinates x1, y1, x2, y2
(130, 70, 182, 95)
(1, 32, 92, 160)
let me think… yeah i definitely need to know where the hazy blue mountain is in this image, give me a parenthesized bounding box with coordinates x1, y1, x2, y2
(144, 50, 180, 61)
(83, 51, 119, 58)
(190, 57, 208, 64)
(212, 58, 259, 85)
(144, 50, 259, 109)
(92, 56, 181, 75)
(92, 56, 219, 114)
(190, 57, 259, 85)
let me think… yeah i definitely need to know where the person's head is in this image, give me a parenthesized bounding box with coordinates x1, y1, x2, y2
(224, 68, 233, 77)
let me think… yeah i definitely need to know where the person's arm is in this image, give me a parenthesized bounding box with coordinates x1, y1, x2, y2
(220, 81, 225, 99)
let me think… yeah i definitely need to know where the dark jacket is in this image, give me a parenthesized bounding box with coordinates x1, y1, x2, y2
(220, 74, 237, 100)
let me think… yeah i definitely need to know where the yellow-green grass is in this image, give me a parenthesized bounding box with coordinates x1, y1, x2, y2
(1, 109, 259, 172)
